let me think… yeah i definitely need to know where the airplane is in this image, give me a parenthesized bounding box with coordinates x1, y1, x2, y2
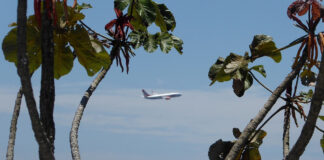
(142, 89, 182, 100)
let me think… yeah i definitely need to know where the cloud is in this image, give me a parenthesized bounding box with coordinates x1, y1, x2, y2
(53, 87, 287, 143)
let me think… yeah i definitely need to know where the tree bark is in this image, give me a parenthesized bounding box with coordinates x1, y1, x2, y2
(283, 82, 292, 159)
(285, 51, 324, 160)
(225, 48, 308, 160)
(16, 0, 54, 159)
(6, 88, 23, 160)
(40, 0, 55, 151)
(70, 46, 118, 160)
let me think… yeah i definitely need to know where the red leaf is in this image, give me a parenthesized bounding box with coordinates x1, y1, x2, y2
(287, 0, 309, 19)
(34, 0, 41, 27)
(105, 19, 117, 31)
(312, 1, 321, 20)
(114, 8, 123, 18)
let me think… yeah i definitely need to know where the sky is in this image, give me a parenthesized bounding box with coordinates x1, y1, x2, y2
(0, 0, 324, 160)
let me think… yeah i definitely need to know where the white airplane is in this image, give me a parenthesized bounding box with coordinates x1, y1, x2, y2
(142, 89, 182, 100)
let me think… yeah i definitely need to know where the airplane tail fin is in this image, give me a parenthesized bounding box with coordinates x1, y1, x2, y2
(142, 89, 150, 97)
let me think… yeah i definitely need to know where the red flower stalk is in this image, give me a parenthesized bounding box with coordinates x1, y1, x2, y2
(105, 8, 133, 40)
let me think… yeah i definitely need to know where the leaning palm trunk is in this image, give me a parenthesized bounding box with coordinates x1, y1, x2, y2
(225, 48, 308, 160)
(6, 88, 23, 160)
(70, 46, 118, 160)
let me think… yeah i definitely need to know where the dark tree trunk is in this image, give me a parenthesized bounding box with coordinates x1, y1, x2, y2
(40, 0, 55, 151)
(16, 0, 54, 159)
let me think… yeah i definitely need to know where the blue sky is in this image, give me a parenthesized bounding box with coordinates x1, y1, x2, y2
(0, 0, 324, 159)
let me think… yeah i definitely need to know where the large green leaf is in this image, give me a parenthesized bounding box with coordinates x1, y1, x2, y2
(144, 34, 158, 53)
(153, 3, 176, 32)
(250, 35, 282, 63)
(114, 0, 131, 11)
(158, 32, 173, 53)
(53, 34, 74, 79)
(135, 0, 157, 26)
(2, 26, 42, 73)
(250, 65, 266, 78)
(209, 57, 232, 85)
(128, 5, 147, 31)
(68, 25, 110, 76)
(129, 31, 145, 49)
(224, 53, 249, 74)
(171, 35, 183, 54)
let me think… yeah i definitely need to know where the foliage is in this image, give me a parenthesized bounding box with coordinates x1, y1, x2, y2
(105, 0, 183, 73)
(208, 128, 266, 160)
(2, 1, 110, 78)
(208, 35, 281, 97)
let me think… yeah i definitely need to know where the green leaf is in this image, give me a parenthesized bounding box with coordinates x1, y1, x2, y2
(53, 34, 74, 79)
(300, 69, 316, 86)
(319, 116, 324, 121)
(68, 25, 110, 76)
(171, 35, 183, 54)
(114, 0, 131, 11)
(242, 147, 261, 160)
(2, 26, 42, 73)
(144, 34, 158, 53)
(224, 53, 249, 74)
(129, 31, 145, 49)
(135, 0, 157, 26)
(128, 5, 147, 31)
(321, 135, 324, 153)
(208, 57, 232, 85)
(76, 3, 93, 12)
(158, 32, 173, 53)
(154, 3, 176, 32)
(250, 35, 282, 63)
(250, 65, 266, 77)
(232, 69, 253, 97)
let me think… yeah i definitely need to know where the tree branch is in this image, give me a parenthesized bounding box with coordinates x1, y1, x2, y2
(70, 46, 118, 160)
(6, 88, 22, 160)
(40, 0, 55, 151)
(16, 0, 54, 159)
(225, 48, 308, 160)
(285, 50, 324, 160)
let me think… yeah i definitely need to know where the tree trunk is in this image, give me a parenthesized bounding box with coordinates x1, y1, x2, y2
(40, 0, 55, 151)
(70, 46, 118, 160)
(6, 88, 23, 160)
(16, 0, 54, 159)
(285, 51, 324, 160)
(225, 48, 308, 160)
(283, 82, 292, 159)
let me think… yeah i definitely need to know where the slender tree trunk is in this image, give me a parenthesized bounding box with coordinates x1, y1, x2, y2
(225, 48, 308, 160)
(17, 0, 54, 159)
(70, 46, 118, 160)
(6, 88, 23, 160)
(285, 51, 324, 160)
(283, 82, 292, 159)
(40, 0, 55, 152)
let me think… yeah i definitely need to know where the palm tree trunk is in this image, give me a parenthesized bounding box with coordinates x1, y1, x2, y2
(6, 88, 23, 160)
(70, 45, 118, 160)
